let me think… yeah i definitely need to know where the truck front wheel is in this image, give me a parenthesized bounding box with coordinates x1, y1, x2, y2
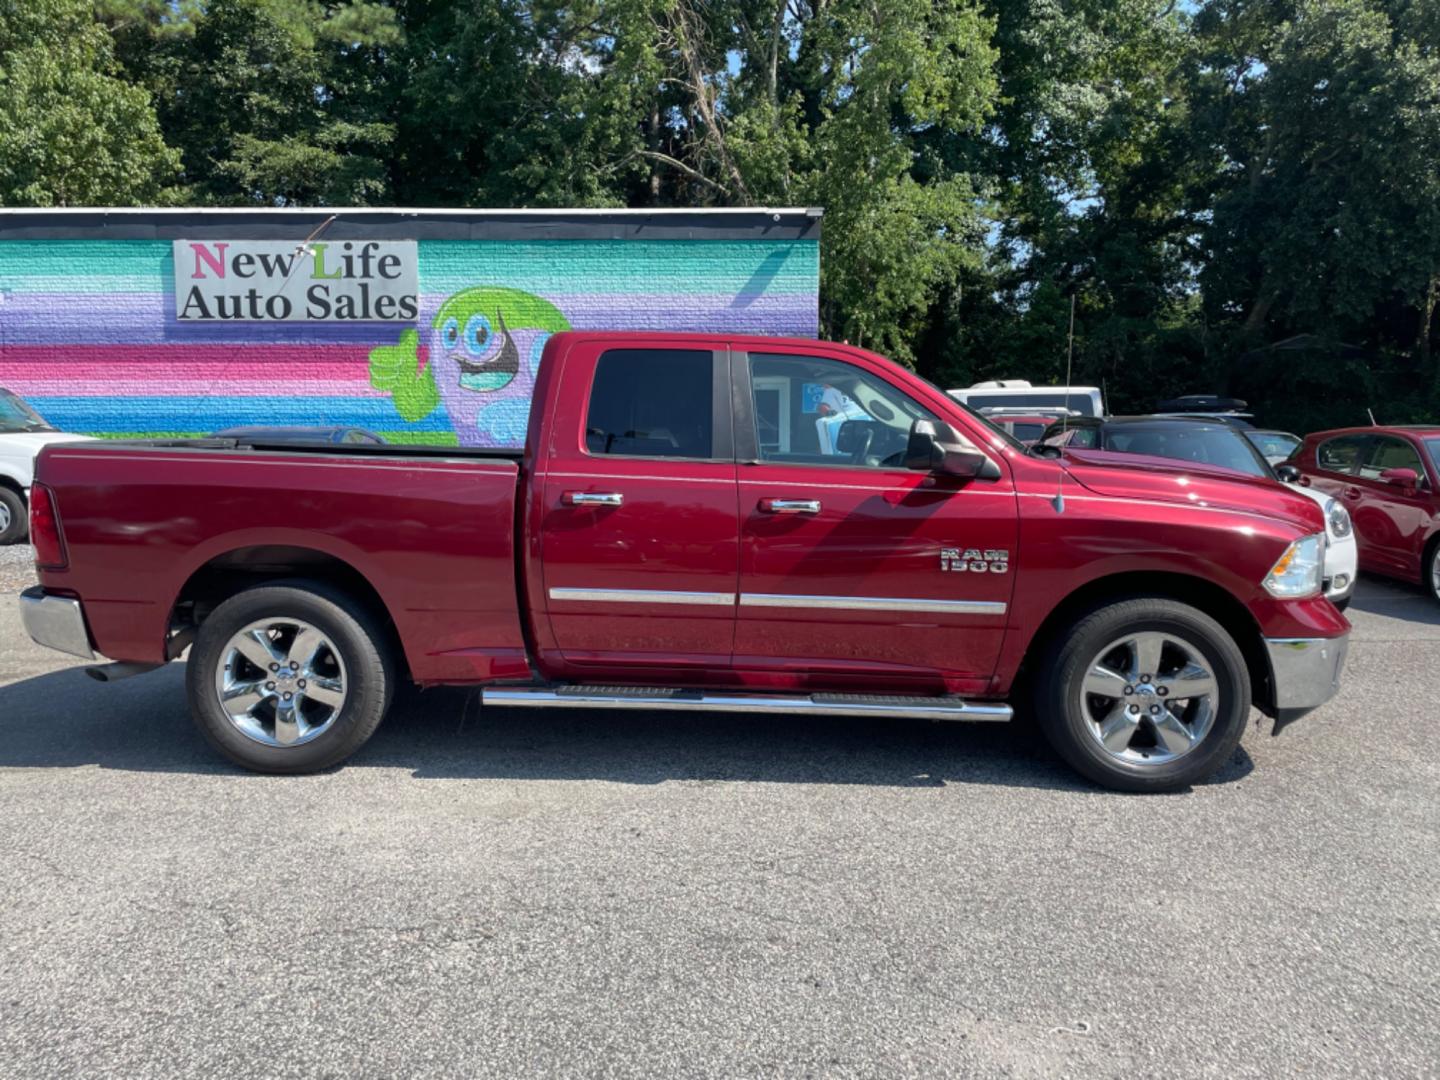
(185, 581, 395, 774)
(1036, 598, 1250, 793)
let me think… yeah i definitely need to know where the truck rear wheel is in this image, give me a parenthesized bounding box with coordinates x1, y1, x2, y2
(185, 581, 395, 774)
(1036, 598, 1250, 793)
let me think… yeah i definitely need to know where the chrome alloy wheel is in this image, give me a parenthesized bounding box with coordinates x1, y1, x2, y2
(0, 500, 10, 533)
(213, 618, 348, 748)
(1080, 631, 1219, 765)
(1430, 546, 1440, 599)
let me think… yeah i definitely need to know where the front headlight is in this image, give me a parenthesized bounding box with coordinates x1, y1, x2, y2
(1264, 533, 1325, 598)
(1326, 498, 1352, 539)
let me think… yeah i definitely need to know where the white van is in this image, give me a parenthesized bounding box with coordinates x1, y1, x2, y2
(948, 379, 1105, 418)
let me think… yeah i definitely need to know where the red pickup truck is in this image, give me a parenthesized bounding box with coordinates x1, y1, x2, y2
(18, 332, 1349, 791)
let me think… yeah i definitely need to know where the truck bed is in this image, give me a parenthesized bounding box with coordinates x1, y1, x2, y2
(35, 439, 531, 683)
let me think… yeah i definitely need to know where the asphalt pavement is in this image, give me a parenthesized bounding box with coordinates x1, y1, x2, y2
(1, 553, 1436, 1078)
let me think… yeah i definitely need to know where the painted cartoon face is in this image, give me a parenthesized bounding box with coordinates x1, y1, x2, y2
(426, 286, 572, 449)
(437, 307, 521, 392)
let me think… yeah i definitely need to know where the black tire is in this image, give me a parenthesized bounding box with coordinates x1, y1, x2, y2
(1035, 597, 1251, 793)
(185, 580, 395, 774)
(0, 486, 26, 545)
(1333, 596, 1352, 613)
(1425, 543, 1440, 604)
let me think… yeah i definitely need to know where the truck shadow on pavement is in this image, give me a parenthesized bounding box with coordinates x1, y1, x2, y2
(1344, 573, 1440, 626)
(0, 664, 1254, 793)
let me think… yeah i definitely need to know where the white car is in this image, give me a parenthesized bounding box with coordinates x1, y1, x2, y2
(0, 388, 92, 545)
(1277, 465, 1358, 610)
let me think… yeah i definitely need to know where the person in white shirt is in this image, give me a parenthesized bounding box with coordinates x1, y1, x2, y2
(814, 385, 851, 454)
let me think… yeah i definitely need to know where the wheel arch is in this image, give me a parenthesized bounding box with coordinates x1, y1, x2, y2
(1419, 530, 1440, 590)
(169, 545, 407, 677)
(1018, 570, 1274, 716)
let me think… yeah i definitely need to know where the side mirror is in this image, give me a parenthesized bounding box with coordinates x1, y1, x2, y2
(905, 420, 999, 480)
(1274, 464, 1301, 483)
(1379, 466, 1420, 489)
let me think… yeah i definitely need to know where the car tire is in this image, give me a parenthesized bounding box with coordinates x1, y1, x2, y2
(1333, 596, 1351, 613)
(1036, 597, 1251, 793)
(185, 580, 395, 774)
(1426, 544, 1440, 605)
(0, 487, 26, 545)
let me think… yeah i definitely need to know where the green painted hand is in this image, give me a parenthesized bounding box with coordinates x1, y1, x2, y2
(369, 329, 439, 423)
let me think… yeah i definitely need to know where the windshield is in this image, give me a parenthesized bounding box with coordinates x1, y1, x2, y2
(960, 391, 1100, 416)
(1078, 422, 1273, 479)
(0, 390, 53, 433)
(1245, 430, 1301, 462)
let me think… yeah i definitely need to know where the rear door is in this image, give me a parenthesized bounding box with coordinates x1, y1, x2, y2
(731, 346, 1018, 694)
(537, 342, 739, 670)
(1350, 434, 1435, 579)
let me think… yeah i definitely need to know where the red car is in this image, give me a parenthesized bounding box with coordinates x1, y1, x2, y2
(20, 332, 1349, 792)
(1290, 426, 1440, 599)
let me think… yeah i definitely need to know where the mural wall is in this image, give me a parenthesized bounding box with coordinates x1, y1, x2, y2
(0, 213, 820, 448)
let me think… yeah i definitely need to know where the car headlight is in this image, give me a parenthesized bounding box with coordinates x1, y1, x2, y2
(1264, 533, 1325, 598)
(1325, 498, 1352, 539)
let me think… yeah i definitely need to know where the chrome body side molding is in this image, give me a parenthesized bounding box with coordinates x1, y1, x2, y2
(739, 593, 1006, 615)
(548, 587, 736, 606)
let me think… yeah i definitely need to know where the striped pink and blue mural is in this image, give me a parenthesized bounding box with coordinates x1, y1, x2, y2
(0, 214, 819, 448)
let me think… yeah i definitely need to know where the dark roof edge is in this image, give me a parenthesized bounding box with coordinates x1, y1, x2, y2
(0, 207, 822, 242)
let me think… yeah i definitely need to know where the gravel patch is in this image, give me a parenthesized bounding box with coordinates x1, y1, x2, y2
(0, 542, 37, 594)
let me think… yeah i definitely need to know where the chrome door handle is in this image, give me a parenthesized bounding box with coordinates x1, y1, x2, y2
(563, 491, 624, 507)
(759, 498, 821, 514)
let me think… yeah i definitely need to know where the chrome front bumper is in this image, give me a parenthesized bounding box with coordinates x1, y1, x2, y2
(18, 586, 96, 660)
(1266, 633, 1349, 731)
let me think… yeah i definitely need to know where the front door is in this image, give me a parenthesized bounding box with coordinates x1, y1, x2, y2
(538, 342, 739, 670)
(731, 347, 1018, 695)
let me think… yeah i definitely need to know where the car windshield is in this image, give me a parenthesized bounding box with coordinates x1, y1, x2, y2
(1426, 439, 1440, 472)
(0, 389, 54, 433)
(1076, 421, 1274, 479)
(963, 391, 1099, 415)
(1245, 431, 1301, 461)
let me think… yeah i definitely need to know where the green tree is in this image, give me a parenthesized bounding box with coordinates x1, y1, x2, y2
(104, 0, 401, 205)
(1190, 0, 1440, 426)
(0, 0, 178, 205)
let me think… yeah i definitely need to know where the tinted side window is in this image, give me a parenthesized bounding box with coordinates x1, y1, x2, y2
(585, 349, 716, 459)
(1316, 435, 1369, 474)
(1358, 436, 1424, 481)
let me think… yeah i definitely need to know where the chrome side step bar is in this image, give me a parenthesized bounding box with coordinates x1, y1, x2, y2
(481, 686, 1012, 723)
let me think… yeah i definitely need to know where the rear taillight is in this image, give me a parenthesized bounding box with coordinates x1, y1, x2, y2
(29, 483, 68, 569)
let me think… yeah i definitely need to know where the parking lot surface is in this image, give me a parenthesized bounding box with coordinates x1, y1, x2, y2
(1, 553, 1436, 1078)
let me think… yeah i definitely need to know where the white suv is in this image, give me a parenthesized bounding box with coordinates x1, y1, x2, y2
(949, 379, 1105, 418)
(0, 388, 91, 545)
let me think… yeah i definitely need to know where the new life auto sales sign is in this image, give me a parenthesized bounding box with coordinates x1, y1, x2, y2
(173, 240, 419, 321)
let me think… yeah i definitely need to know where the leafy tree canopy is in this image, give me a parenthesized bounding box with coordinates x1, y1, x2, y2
(1, 0, 1437, 430)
